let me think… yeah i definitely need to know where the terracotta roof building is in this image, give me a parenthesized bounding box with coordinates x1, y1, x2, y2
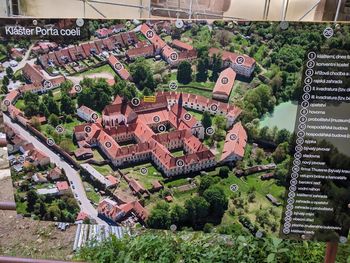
(212, 67, 236, 101)
(140, 23, 166, 53)
(172, 39, 194, 51)
(209, 48, 256, 77)
(48, 166, 62, 181)
(220, 122, 247, 163)
(20, 63, 65, 94)
(97, 198, 148, 224)
(108, 55, 131, 80)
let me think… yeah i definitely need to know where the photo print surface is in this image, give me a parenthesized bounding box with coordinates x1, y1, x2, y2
(1, 18, 350, 242)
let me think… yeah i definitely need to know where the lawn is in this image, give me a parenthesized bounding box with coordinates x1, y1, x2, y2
(91, 164, 113, 176)
(121, 163, 163, 189)
(84, 181, 101, 204)
(62, 118, 82, 133)
(15, 99, 25, 111)
(52, 89, 61, 101)
(185, 109, 203, 121)
(219, 171, 284, 227)
(170, 149, 185, 157)
(80, 64, 116, 76)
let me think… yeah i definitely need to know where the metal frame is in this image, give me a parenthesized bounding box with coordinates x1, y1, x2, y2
(4, 0, 339, 21)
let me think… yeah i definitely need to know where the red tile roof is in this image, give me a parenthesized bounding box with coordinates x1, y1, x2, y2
(106, 175, 119, 186)
(128, 178, 146, 194)
(56, 181, 69, 191)
(209, 47, 256, 69)
(108, 55, 131, 80)
(22, 63, 45, 86)
(77, 105, 95, 116)
(126, 44, 154, 59)
(221, 122, 247, 161)
(213, 67, 236, 98)
(172, 39, 194, 51)
(76, 211, 89, 221)
(140, 24, 166, 50)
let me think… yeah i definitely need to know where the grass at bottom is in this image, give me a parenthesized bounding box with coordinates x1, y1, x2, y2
(16, 200, 27, 215)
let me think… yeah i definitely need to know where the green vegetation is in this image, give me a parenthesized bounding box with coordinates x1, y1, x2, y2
(84, 182, 100, 204)
(121, 163, 163, 189)
(76, 230, 350, 263)
(177, 61, 193, 84)
(92, 164, 113, 176)
(129, 57, 156, 91)
(80, 64, 116, 76)
(13, 166, 79, 222)
(77, 78, 112, 112)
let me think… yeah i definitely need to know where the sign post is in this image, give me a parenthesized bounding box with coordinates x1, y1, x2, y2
(324, 242, 338, 263)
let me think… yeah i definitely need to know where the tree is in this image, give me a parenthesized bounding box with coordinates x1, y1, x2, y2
(39, 102, 49, 118)
(59, 80, 73, 94)
(147, 202, 171, 229)
(30, 116, 41, 131)
(275, 129, 291, 145)
(77, 78, 112, 112)
(199, 175, 219, 194)
(255, 148, 266, 164)
(203, 223, 213, 233)
(210, 54, 222, 82)
(201, 111, 212, 130)
(185, 196, 209, 226)
(6, 67, 13, 79)
(203, 186, 228, 218)
(23, 92, 40, 117)
(2, 75, 9, 86)
(26, 190, 38, 212)
(60, 94, 75, 115)
(143, 87, 152, 96)
(47, 204, 62, 221)
(47, 97, 60, 116)
(219, 166, 230, 178)
(130, 58, 156, 90)
(272, 142, 289, 163)
(48, 114, 60, 127)
(213, 115, 227, 131)
(34, 199, 47, 217)
(60, 139, 72, 153)
(177, 61, 192, 85)
(215, 30, 233, 46)
(170, 205, 187, 226)
(242, 84, 276, 122)
(196, 58, 208, 82)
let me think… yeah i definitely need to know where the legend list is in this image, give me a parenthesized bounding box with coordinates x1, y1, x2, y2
(281, 50, 350, 243)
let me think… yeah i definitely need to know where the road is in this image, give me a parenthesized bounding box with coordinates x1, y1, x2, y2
(4, 114, 107, 225)
(13, 44, 36, 73)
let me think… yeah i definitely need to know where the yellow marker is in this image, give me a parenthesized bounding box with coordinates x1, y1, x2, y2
(143, 96, 156, 103)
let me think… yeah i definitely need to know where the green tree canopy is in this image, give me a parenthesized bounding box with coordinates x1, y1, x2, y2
(177, 61, 192, 85)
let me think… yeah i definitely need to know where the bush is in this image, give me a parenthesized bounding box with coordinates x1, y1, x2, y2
(77, 231, 329, 263)
(203, 223, 213, 233)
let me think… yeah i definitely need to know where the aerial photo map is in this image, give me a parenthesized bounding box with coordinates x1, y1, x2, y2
(1, 19, 349, 241)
